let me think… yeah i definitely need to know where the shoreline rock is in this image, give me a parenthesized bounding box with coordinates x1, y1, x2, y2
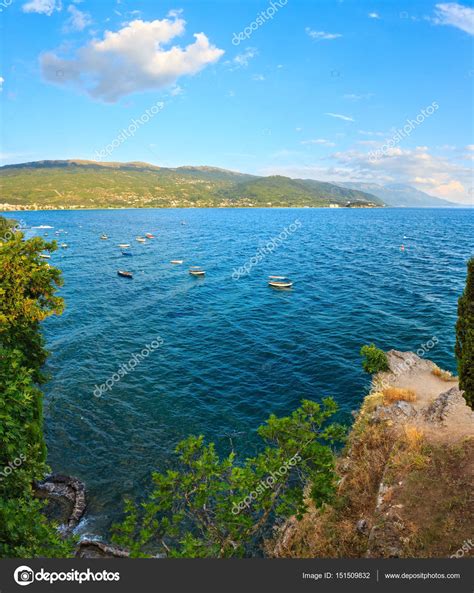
(76, 540, 130, 559)
(34, 473, 86, 534)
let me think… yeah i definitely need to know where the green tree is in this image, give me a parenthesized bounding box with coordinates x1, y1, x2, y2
(0, 232, 63, 382)
(360, 344, 389, 374)
(112, 398, 345, 558)
(455, 257, 474, 408)
(0, 215, 18, 241)
(0, 230, 73, 557)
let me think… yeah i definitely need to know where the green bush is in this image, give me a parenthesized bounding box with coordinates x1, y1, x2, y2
(360, 344, 389, 374)
(112, 398, 346, 558)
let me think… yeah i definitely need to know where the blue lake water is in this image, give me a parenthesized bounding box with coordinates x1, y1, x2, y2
(11, 207, 474, 536)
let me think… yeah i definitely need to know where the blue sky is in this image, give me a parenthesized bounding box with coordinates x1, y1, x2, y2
(0, 0, 473, 203)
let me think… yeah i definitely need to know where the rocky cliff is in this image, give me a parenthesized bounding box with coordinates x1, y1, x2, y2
(268, 351, 474, 558)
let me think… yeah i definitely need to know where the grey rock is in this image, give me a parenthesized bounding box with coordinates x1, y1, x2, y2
(423, 387, 465, 423)
(356, 519, 370, 535)
(34, 474, 86, 534)
(76, 539, 130, 559)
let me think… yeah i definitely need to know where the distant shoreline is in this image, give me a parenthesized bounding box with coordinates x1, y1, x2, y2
(0, 205, 380, 213)
(1, 205, 471, 214)
(0, 206, 474, 216)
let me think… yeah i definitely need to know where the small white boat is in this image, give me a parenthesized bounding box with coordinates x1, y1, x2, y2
(189, 266, 205, 276)
(39, 254, 51, 259)
(118, 243, 130, 248)
(171, 260, 184, 264)
(60, 243, 68, 248)
(136, 237, 146, 243)
(268, 275, 293, 289)
(100, 234, 108, 240)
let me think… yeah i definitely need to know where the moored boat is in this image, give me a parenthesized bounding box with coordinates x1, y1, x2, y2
(136, 237, 146, 243)
(100, 234, 108, 240)
(171, 260, 184, 264)
(122, 251, 133, 256)
(39, 254, 51, 259)
(268, 275, 293, 289)
(60, 243, 68, 248)
(145, 233, 155, 239)
(117, 270, 133, 279)
(189, 266, 205, 276)
(118, 243, 130, 248)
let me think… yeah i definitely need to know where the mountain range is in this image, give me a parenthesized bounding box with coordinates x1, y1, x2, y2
(0, 160, 468, 210)
(339, 182, 468, 208)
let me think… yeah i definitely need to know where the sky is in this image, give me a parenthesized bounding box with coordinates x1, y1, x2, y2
(0, 0, 473, 203)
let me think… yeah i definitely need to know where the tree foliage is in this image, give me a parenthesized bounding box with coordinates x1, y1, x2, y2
(0, 229, 63, 382)
(360, 343, 389, 374)
(455, 257, 474, 408)
(112, 398, 345, 558)
(0, 222, 73, 557)
(0, 215, 18, 241)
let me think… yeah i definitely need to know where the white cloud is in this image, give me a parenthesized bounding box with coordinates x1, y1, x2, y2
(170, 85, 183, 96)
(344, 93, 373, 100)
(358, 129, 385, 137)
(228, 47, 257, 69)
(301, 138, 336, 146)
(252, 74, 265, 81)
(22, 0, 62, 15)
(305, 27, 342, 40)
(368, 12, 380, 19)
(63, 4, 92, 32)
(433, 3, 474, 35)
(0, 76, 4, 91)
(167, 8, 183, 18)
(40, 17, 224, 102)
(325, 112, 354, 122)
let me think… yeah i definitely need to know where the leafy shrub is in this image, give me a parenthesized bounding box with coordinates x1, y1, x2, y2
(360, 344, 389, 374)
(112, 398, 346, 558)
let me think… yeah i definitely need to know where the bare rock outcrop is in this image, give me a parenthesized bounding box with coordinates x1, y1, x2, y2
(423, 387, 468, 424)
(34, 474, 86, 534)
(76, 540, 130, 559)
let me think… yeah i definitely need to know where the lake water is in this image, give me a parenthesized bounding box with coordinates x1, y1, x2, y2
(11, 207, 474, 536)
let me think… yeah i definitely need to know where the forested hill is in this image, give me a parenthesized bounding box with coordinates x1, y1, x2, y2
(0, 160, 382, 210)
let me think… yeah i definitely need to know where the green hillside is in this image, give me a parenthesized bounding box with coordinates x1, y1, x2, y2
(0, 160, 382, 210)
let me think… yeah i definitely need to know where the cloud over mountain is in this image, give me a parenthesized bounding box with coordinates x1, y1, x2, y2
(262, 146, 473, 204)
